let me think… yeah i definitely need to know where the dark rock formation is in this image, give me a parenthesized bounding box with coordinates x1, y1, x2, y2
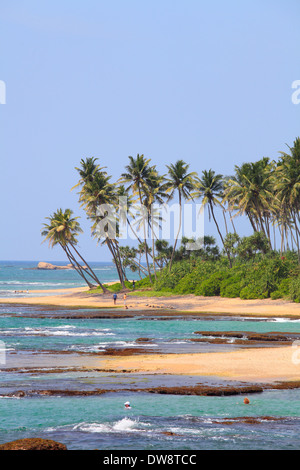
(36, 262, 87, 270)
(136, 337, 153, 343)
(0, 438, 67, 450)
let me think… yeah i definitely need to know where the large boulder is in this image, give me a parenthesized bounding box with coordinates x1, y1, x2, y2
(37, 262, 87, 270)
(37, 262, 57, 270)
(0, 438, 67, 450)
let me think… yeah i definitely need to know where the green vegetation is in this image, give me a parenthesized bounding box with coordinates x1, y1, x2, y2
(133, 245, 300, 302)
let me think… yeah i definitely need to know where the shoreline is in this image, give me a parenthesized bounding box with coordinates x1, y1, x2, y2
(1, 286, 300, 318)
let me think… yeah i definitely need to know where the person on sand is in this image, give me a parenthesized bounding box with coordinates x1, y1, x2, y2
(132, 280, 135, 290)
(123, 293, 128, 309)
(113, 293, 117, 305)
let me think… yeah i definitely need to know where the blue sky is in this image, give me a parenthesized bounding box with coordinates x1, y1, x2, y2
(0, 0, 300, 262)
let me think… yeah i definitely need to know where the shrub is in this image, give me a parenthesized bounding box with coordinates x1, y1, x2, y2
(195, 271, 228, 296)
(154, 260, 194, 291)
(239, 284, 269, 300)
(289, 277, 300, 303)
(220, 273, 242, 298)
(270, 279, 290, 299)
(104, 283, 123, 292)
(173, 273, 200, 294)
(135, 276, 152, 288)
(136, 251, 300, 302)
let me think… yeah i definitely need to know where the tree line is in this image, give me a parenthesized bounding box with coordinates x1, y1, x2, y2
(41, 137, 300, 291)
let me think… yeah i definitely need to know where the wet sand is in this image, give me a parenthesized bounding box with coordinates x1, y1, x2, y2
(97, 346, 300, 383)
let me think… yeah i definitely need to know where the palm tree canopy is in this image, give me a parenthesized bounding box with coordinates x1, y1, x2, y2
(165, 160, 197, 201)
(222, 158, 273, 219)
(41, 208, 82, 248)
(120, 154, 156, 197)
(72, 157, 106, 190)
(193, 169, 225, 209)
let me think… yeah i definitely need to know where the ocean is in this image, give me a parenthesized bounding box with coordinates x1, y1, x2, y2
(0, 260, 138, 297)
(0, 261, 300, 451)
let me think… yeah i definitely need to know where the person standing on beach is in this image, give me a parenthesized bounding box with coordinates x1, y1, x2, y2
(123, 293, 128, 309)
(113, 293, 117, 305)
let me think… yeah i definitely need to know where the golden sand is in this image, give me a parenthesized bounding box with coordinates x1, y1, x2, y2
(97, 346, 300, 383)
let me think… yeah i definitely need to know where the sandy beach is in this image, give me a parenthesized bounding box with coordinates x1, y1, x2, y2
(97, 346, 300, 383)
(2, 286, 300, 386)
(2, 286, 300, 317)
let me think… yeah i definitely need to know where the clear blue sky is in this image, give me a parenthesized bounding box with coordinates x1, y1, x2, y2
(1, 0, 300, 262)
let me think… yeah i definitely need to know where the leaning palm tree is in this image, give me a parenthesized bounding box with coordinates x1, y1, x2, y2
(164, 160, 197, 271)
(73, 158, 126, 288)
(193, 169, 232, 267)
(41, 208, 108, 292)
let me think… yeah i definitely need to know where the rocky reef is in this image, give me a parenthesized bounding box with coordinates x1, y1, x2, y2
(0, 438, 67, 450)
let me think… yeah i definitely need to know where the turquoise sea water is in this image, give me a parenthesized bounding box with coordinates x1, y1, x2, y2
(0, 260, 140, 297)
(1, 391, 300, 450)
(1, 261, 300, 450)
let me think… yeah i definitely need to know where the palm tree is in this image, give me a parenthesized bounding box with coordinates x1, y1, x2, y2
(164, 160, 197, 271)
(223, 158, 273, 241)
(273, 138, 300, 260)
(73, 158, 126, 287)
(193, 169, 232, 267)
(117, 184, 144, 245)
(71, 157, 103, 190)
(138, 169, 168, 279)
(41, 208, 108, 292)
(120, 154, 157, 283)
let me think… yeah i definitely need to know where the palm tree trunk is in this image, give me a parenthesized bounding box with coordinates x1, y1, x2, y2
(210, 202, 232, 268)
(61, 244, 95, 289)
(114, 240, 128, 282)
(107, 238, 125, 288)
(222, 209, 228, 236)
(151, 221, 158, 281)
(292, 212, 300, 262)
(247, 211, 258, 232)
(229, 210, 237, 234)
(69, 242, 108, 292)
(66, 246, 102, 290)
(169, 191, 182, 272)
(138, 188, 153, 284)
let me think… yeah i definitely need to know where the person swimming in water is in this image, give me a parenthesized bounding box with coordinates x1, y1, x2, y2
(124, 401, 131, 409)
